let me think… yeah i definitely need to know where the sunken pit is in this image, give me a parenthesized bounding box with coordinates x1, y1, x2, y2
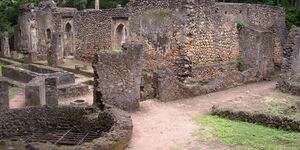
(0, 106, 133, 150)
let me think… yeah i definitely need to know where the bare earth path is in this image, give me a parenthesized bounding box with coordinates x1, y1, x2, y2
(127, 81, 277, 150)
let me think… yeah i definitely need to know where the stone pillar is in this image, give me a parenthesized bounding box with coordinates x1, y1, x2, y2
(48, 32, 63, 67)
(0, 80, 9, 109)
(24, 51, 37, 63)
(45, 78, 58, 107)
(93, 42, 143, 111)
(25, 78, 45, 106)
(1, 32, 11, 57)
(95, 0, 100, 9)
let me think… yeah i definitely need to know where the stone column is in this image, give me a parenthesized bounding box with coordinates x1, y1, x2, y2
(0, 80, 9, 109)
(48, 32, 63, 67)
(25, 78, 45, 106)
(1, 32, 11, 57)
(95, 0, 100, 9)
(45, 78, 58, 107)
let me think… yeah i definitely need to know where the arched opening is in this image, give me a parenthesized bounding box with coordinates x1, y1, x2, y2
(65, 23, 72, 32)
(115, 24, 127, 49)
(63, 22, 74, 57)
(46, 29, 51, 39)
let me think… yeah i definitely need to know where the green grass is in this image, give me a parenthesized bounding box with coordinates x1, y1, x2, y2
(0, 62, 5, 76)
(193, 115, 300, 150)
(297, 78, 300, 84)
(265, 99, 300, 120)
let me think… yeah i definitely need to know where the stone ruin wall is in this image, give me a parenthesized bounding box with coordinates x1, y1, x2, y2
(126, 0, 286, 80)
(93, 42, 143, 111)
(281, 26, 300, 77)
(13, 0, 287, 81)
(14, 1, 78, 61)
(73, 8, 129, 61)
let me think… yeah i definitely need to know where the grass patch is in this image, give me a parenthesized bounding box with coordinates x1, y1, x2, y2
(193, 115, 300, 150)
(0, 62, 6, 76)
(270, 70, 281, 80)
(264, 97, 300, 120)
(297, 78, 300, 84)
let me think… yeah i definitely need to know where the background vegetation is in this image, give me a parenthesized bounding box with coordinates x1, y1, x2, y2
(0, 0, 299, 48)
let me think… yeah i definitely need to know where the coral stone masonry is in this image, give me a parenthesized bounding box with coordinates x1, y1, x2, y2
(93, 42, 143, 111)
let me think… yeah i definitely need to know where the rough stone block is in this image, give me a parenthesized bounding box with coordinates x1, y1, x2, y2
(25, 78, 45, 106)
(0, 81, 9, 109)
(1, 32, 11, 57)
(93, 42, 143, 111)
(45, 78, 58, 106)
(239, 26, 275, 78)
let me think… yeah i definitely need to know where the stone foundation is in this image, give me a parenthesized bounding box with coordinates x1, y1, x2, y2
(154, 67, 262, 101)
(278, 77, 300, 96)
(0, 106, 133, 150)
(0, 80, 9, 109)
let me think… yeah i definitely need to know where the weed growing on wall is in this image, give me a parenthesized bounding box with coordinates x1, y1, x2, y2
(0, 63, 6, 76)
(236, 56, 246, 71)
(237, 22, 245, 31)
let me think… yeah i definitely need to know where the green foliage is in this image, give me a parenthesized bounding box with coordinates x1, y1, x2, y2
(265, 97, 300, 120)
(237, 21, 245, 31)
(297, 78, 300, 83)
(0, 63, 5, 76)
(237, 56, 246, 71)
(193, 115, 300, 150)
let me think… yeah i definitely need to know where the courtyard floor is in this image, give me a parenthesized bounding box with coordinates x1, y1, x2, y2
(126, 81, 291, 150)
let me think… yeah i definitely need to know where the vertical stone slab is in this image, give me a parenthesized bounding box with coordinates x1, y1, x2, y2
(93, 42, 143, 111)
(48, 32, 63, 67)
(281, 26, 300, 77)
(45, 78, 58, 107)
(1, 32, 11, 57)
(95, 0, 100, 9)
(25, 78, 45, 106)
(0, 81, 9, 109)
(239, 26, 275, 78)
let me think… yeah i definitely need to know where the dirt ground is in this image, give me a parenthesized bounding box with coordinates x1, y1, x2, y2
(127, 81, 277, 150)
(8, 80, 281, 150)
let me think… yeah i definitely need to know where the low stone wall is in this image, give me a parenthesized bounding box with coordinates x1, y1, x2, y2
(211, 106, 300, 132)
(0, 106, 133, 150)
(2, 65, 36, 83)
(277, 77, 300, 96)
(2, 64, 75, 85)
(0, 80, 9, 109)
(154, 67, 262, 101)
(58, 84, 89, 98)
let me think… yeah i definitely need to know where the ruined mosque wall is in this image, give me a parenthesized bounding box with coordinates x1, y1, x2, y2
(73, 8, 129, 61)
(14, 3, 37, 53)
(126, 0, 286, 79)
